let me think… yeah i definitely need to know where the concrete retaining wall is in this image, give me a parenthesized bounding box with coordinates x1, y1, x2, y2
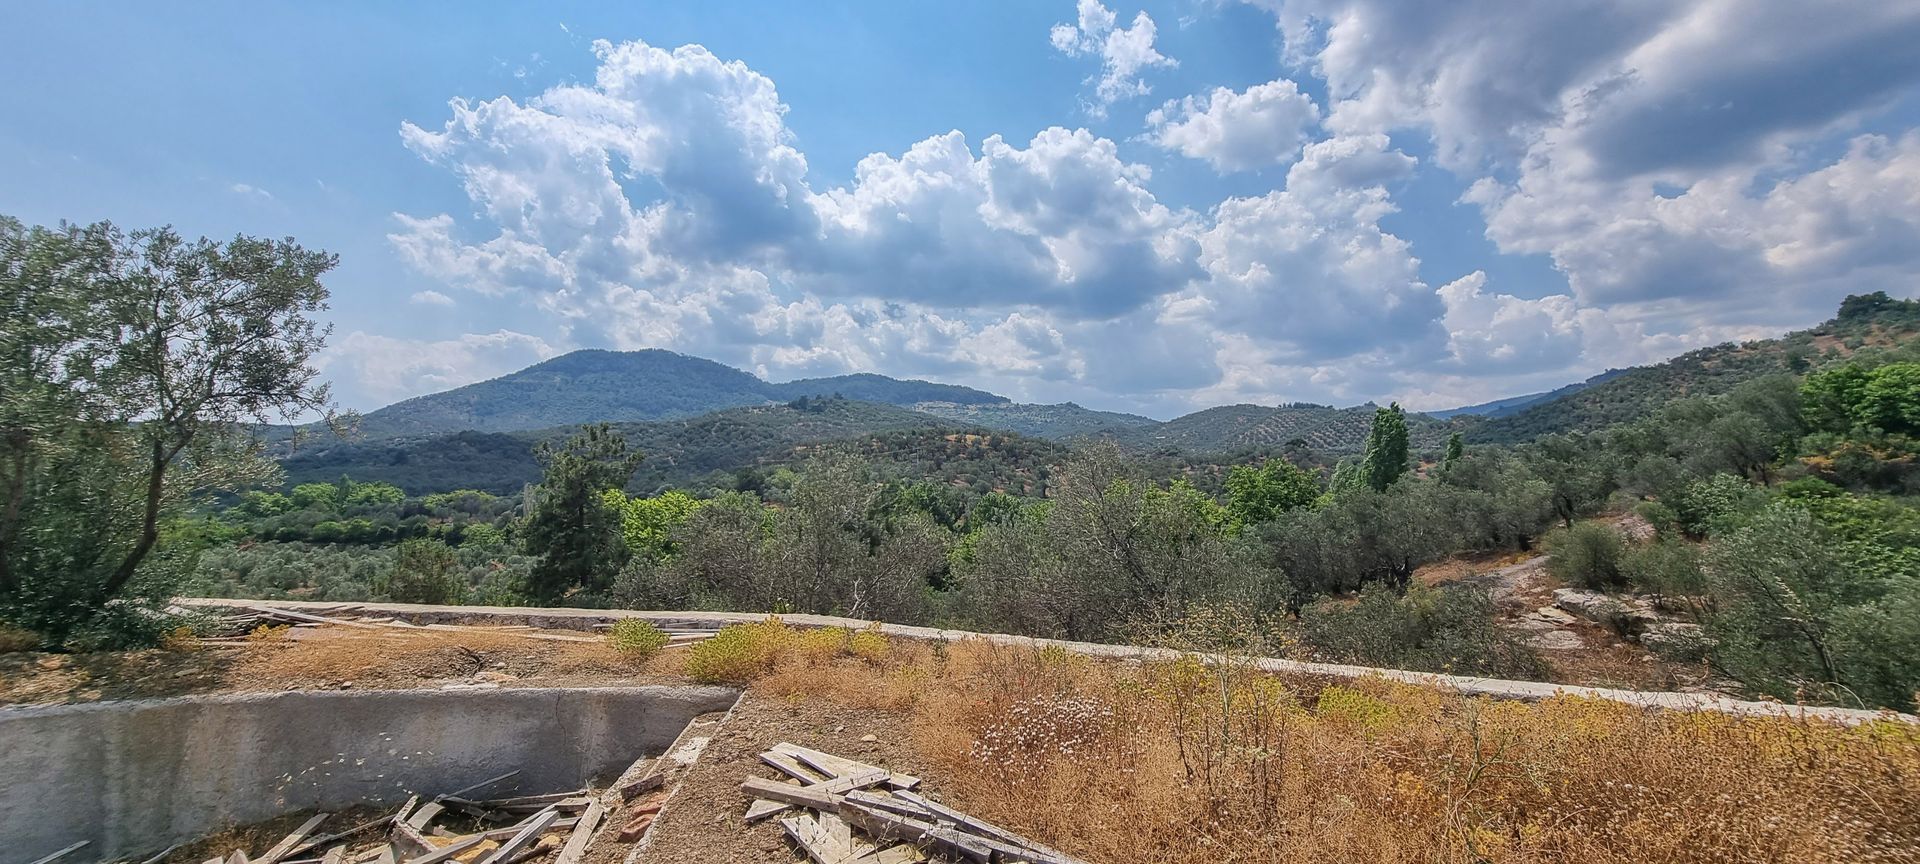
(183, 598, 1916, 726)
(0, 685, 739, 862)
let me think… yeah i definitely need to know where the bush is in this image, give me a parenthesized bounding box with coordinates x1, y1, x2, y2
(606, 619, 671, 659)
(388, 538, 464, 605)
(1546, 522, 1627, 590)
(683, 618, 792, 684)
(1295, 583, 1549, 679)
(0, 624, 41, 653)
(1621, 539, 1705, 597)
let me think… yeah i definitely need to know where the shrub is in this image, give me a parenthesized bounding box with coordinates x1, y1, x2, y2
(1621, 539, 1705, 596)
(847, 625, 891, 662)
(387, 538, 464, 604)
(1546, 522, 1627, 590)
(683, 617, 792, 684)
(0, 624, 41, 653)
(1295, 583, 1549, 679)
(606, 619, 671, 659)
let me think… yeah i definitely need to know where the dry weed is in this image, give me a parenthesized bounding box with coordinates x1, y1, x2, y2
(737, 634, 1920, 864)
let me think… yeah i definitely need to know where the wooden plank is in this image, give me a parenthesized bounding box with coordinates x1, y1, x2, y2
(138, 843, 181, 864)
(841, 790, 931, 820)
(26, 842, 91, 864)
(778, 814, 855, 864)
(261, 813, 332, 864)
(476, 808, 560, 864)
(743, 798, 792, 823)
(817, 768, 890, 795)
(861, 846, 926, 864)
(473, 791, 586, 809)
(285, 811, 395, 860)
(396, 835, 485, 864)
(771, 743, 919, 790)
(320, 848, 345, 864)
(405, 802, 444, 831)
(740, 776, 839, 811)
(227, 850, 251, 864)
(758, 751, 832, 784)
(890, 791, 1083, 864)
(553, 800, 603, 864)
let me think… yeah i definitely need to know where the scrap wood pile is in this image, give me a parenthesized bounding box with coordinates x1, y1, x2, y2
(187, 605, 717, 647)
(174, 771, 613, 864)
(741, 743, 1088, 864)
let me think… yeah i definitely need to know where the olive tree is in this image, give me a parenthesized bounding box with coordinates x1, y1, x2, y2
(1, 216, 335, 642)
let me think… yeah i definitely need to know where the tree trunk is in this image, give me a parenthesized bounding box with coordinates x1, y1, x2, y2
(99, 434, 186, 603)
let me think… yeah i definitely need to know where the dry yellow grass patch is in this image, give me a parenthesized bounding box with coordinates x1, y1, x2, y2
(697, 621, 1920, 864)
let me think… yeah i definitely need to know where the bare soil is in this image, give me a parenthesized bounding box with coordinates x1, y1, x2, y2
(0, 626, 684, 706)
(632, 690, 931, 864)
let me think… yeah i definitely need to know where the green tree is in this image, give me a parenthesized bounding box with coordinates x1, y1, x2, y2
(1360, 403, 1410, 492)
(604, 488, 704, 562)
(388, 537, 463, 604)
(1, 216, 334, 641)
(1224, 459, 1319, 526)
(1441, 432, 1465, 473)
(521, 424, 642, 603)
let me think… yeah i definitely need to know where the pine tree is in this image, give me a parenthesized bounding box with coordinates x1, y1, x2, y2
(1441, 431, 1465, 473)
(521, 424, 643, 602)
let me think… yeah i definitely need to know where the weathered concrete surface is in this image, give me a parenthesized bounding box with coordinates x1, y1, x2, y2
(0, 685, 739, 862)
(183, 598, 1917, 726)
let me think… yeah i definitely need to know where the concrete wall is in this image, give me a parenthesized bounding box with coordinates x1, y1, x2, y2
(184, 598, 1916, 726)
(0, 685, 739, 862)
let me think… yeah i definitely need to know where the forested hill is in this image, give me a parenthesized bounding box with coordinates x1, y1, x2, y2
(281, 397, 978, 495)
(1118, 402, 1453, 453)
(1467, 293, 1920, 444)
(334, 349, 1008, 439)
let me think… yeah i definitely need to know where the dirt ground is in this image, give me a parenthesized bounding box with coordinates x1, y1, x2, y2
(0, 625, 684, 706)
(634, 690, 933, 864)
(1413, 518, 1703, 693)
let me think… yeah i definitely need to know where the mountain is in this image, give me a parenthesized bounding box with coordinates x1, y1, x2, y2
(281, 397, 971, 495)
(767, 373, 1008, 406)
(1116, 403, 1453, 454)
(332, 349, 1007, 440)
(1468, 293, 1920, 444)
(1426, 370, 1628, 419)
(910, 401, 1159, 440)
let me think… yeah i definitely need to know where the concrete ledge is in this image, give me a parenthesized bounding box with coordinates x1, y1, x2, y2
(180, 598, 1915, 726)
(0, 684, 740, 862)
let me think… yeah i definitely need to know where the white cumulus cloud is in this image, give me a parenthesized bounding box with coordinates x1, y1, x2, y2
(1050, 0, 1178, 116)
(1146, 79, 1320, 172)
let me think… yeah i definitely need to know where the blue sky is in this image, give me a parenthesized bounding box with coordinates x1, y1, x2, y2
(5, 1, 1919, 418)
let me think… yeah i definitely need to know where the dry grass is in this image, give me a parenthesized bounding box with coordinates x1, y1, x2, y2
(228, 627, 672, 691)
(703, 621, 1920, 864)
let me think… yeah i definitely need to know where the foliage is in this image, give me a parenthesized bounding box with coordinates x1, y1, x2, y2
(1546, 522, 1627, 590)
(1359, 403, 1411, 492)
(682, 617, 794, 684)
(521, 424, 643, 603)
(604, 489, 704, 562)
(388, 537, 463, 604)
(1702, 505, 1920, 711)
(0, 215, 333, 643)
(1223, 458, 1320, 527)
(1620, 538, 1705, 596)
(1295, 583, 1549, 679)
(606, 618, 671, 659)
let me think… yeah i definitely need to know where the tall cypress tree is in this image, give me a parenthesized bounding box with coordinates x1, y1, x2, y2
(1361, 403, 1411, 492)
(1441, 431, 1465, 473)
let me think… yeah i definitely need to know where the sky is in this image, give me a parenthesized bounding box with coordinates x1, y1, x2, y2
(4, 1, 1920, 419)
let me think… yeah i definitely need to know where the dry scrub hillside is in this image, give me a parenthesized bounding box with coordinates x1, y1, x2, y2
(673, 619, 1919, 864)
(3, 618, 1917, 863)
